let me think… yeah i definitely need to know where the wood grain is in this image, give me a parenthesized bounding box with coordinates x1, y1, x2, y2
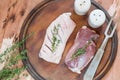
(0, 0, 120, 80)
(0, 0, 43, 46)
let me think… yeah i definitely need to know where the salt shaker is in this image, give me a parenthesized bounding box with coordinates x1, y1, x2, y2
(88, 9, 106, 28)
(74, 0, 91, 15)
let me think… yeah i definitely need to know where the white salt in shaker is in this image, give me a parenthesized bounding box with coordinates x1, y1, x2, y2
(74, 0, 91, 15)
(88, 9, 106, 28)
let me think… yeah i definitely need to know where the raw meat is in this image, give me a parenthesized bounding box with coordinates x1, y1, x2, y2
(65, 26, 99, 74)
(39, 12, 76, 64)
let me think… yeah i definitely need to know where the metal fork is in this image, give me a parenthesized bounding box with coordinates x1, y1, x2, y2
(83, 13, 119, 80)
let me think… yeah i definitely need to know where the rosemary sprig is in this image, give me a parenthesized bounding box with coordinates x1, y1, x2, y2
(71, 48, 86, 59)
(52, 24, 61, 52)
(71, 40, 92, 59)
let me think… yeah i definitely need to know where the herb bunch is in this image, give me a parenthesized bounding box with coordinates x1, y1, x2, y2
(0, 33, 33, 80)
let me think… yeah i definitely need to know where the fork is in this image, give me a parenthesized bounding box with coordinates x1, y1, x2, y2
(83, 13, 119, 80)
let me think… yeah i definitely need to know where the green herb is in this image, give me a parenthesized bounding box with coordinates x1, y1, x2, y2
(0, 67, 25, 80)
(52, 24, 61, 52)
(0, 32, 33, 63)
(0, 50, 26, 80)
(71, 48, 86, 59)
(0, 32, 33, 80)
(71, 40, 92, 59)
(7, 49, 27, 67)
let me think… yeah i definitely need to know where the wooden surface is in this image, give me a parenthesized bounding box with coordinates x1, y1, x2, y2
(0, 0, 120, 80)
(0, 0, 43, 45)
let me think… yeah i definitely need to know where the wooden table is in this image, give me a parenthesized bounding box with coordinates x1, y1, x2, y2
(0, 0, 120, 80)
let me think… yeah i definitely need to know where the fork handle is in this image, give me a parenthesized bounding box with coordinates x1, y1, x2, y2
(83, 36, 109, 80)
(100, 36, 109, 50)
(83, 48, 104, 80)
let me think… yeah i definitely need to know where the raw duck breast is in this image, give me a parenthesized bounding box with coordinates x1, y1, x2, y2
(65, 26, 99, 74)
(39, 13, 76, 64)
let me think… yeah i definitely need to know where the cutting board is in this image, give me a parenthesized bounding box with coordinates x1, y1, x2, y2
(19, 0, 118, 80)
